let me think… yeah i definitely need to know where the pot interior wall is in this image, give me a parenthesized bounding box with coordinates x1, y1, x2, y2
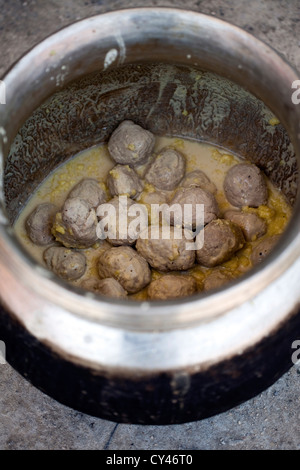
(4, 63, 297, 224)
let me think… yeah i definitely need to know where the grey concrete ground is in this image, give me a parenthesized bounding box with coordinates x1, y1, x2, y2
(0, 0, 300, 450)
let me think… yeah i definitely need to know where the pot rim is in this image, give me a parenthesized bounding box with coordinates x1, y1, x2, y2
(0, 7, 300, 332)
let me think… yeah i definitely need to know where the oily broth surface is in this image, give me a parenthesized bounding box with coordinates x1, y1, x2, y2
(14, 137, 292, 299)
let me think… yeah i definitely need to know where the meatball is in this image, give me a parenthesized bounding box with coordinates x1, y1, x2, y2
(223, 163, 268, 208)
(203, 268, 234, 291)
(98, 246, 151, 293)
(169, 187, 219, 229)
(108, 120, 155, 166)
(139, 189, 169, 206)
(224, 210, 267, 241)
(107, 164, 144, 199)
(67, 178, 107, 208)
(52, 197, 98, 248)
(136, 226, 195, 271)
(95, 239, 112, 255)
(181, 170, 217, 194)
(25, 203, 58, 245)
(139, 190, 169, 225)
(43, 246, 86, 281)
(96, 196, 147, 246)
(196, 219, 245, 268)
(145, 147, 186, 191)
(81, 277, 127, 298)
(251, 235, 280, 265)
(148, 274, 198, 300)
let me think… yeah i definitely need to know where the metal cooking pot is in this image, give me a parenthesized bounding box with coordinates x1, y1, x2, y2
(0, 8, 300, 424)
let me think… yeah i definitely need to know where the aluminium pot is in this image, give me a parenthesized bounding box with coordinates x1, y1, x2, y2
(0, 8, 300, 424)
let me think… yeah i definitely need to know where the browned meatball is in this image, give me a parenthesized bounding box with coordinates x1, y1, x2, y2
(148, 274, 198, 300)
(145, 147, 186, 190)
(52, 197, 98, 248)
(25, 203, 58, 245)
(203, 268, 234, 291)
(107, 164, 143, 199)
(136, 226, 195, 271)
(181, 170, 217, 194)
(67, 178, 107, 208)
(169, 187, 219, 229)
(81, 277, 127, 298)
(196, 219, 245, 268)
(43, 246, 86, 281)
(223, 163, 268, 208)
(251, 235, 280, 265)
(224, 210, 267, 242)
(108, 120, 155, 166)
(96, 196, 148, 246)
(98, 246, 151, 293)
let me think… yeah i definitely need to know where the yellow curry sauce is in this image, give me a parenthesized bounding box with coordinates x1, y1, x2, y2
(14, 136, 292, 300)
